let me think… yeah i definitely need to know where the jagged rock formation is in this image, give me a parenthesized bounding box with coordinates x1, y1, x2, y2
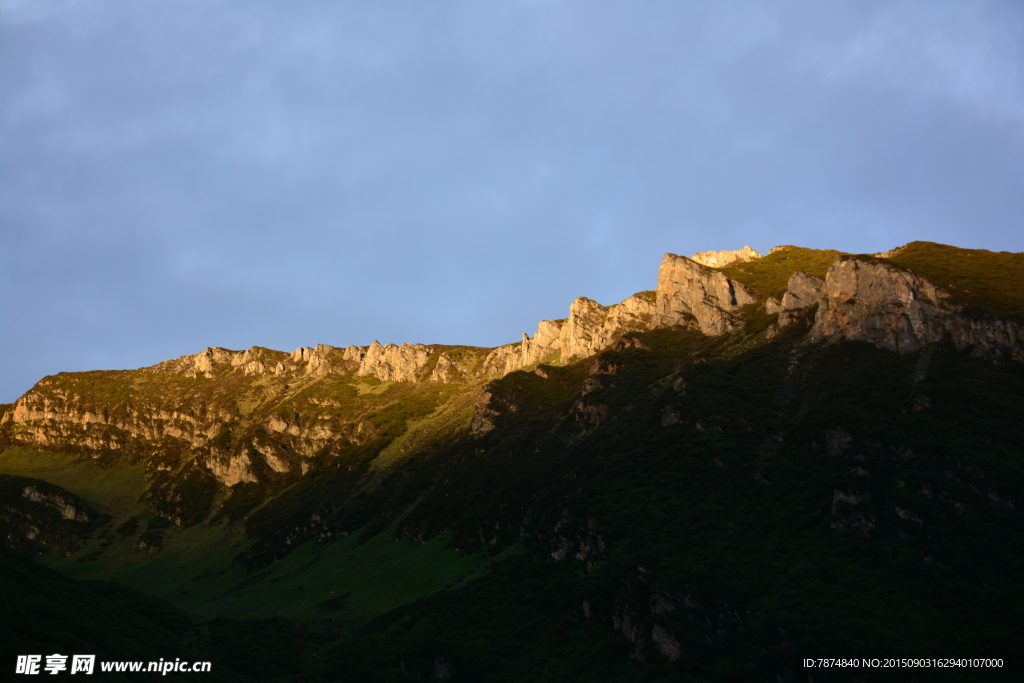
(21, 484, 92, 522)
(158, 252, 764, 388)
(2, 241, 1023, 679)
(481, 253, 759, 374)
(4, 243, 1023, 494)
(3, 382, 232, 455)
(353, 341, 433, 383)
(160, 342, 473, 386)
(655, 253, 758, 335)
(0, 476, 98, 555)
(766, 271, 825, 329)
(158, 345, 295, 378)
(689, 246, 762, 268)
(809, 256, 1024, 360)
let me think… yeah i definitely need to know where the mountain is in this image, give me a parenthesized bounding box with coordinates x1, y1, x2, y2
(1, 241, 1022, 681)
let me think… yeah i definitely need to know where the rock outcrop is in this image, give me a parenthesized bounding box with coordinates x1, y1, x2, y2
(354, 341, 433, 383)
(478, 253, 757, 373)
(766, 271, 824, 328)
(21, 484, 91, 522)
(481, 322, 565, 377)
(205, 453, 258, 486)
(810, 256, 1024, 360)
(0, 476, 98, 555)
(8, 244, 1022, 495)
(291, 344, 343, 376)
(159, 346, 295, 378)
(655, 253, 758, 335)
(558, 294, 659, 363)
(471, 385, 520, 436)
(479, 292, 660, 374)
(689, 246, 762, 269)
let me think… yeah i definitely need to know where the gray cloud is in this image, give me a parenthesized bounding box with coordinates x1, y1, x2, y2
(2, 0, 1023, 402)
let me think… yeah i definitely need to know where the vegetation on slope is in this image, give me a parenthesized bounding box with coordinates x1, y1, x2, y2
(718, 246, 847, 300)
(1, 242, 1023, 681)
(310, 335, 1023, 682)
(884, 241, 1024, 322)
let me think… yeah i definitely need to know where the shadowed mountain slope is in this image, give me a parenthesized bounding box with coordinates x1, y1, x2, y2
(1, 242, 1022, 681)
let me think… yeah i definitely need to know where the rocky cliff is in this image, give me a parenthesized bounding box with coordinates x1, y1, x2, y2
(480, 252, 760, 374)
(655, 253, 759, 335)
(766, 270, 824, 331)
(689, 246, 763, 268)
(0, 475, 98, 555)
(809, 256, 1024, 361)
(4, 242, 1023, 495)
(2, 241, 1022, 680)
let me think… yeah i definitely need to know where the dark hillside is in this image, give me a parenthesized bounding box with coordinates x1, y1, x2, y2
(0, 546, 224, 680)
(312, 337, 1023, 682)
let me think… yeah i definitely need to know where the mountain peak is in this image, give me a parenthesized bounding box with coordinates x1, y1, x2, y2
(689, 245, 762, 268)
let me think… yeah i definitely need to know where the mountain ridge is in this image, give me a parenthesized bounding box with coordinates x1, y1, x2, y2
(2, 240, 1022, 681)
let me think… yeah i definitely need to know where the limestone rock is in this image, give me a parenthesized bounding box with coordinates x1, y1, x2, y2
(480, 251, 759, 374)
(356, 341, 433, 383)
(689, 246, 762, 269)
(781, 271, 825, 311)
(22, 485, 90, 522)
(480, 320, 565, 377)
(651, 624, 682, 661)
(206, 452, 257, 486)
(290, 344, 343, 376)
(471, 384, 519, 436)
(810, 256, 1024, 360)
(251, 436, 293, 473)
(430, 353, 461, 383)
(655, 253, 758, 336)
(558, 297, 610, 363)
(776, 271, 824, 328)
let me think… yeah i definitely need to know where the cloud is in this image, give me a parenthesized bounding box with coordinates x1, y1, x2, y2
(1, 1, 1023, 402)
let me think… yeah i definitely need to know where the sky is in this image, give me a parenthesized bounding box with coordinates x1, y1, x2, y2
(2, 1, 1023, 403)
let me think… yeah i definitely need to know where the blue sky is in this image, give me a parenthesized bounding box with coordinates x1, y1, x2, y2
(2, 1, 1023, 403)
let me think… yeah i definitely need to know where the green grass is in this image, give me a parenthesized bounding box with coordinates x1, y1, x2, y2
(47, 512, 495, 629)
(884, 241, 1024, 322)
(3, 242, 1023, 681)
(0, 448, 148, 521)
(718, 246, 846, 300)
(370, 384, 480, 471)
(2, 446, 496, 630)
(193, 525, 495, 624)
(44, 517, 249, 607)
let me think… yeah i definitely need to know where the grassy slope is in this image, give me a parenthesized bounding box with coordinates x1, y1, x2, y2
(45, 519, 489, 624)
(720, 241, 1024, 324)
(0, 449, 148, 520)
(0, 421, 492, 631)
(4, 336, 1022, 680)
(718, 246, 847, 300)
(3, 243, 1023, 680)
(884, 241, 1024, 321)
